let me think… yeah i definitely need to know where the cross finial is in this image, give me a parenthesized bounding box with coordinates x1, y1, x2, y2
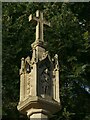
(29, 10, 50, 42)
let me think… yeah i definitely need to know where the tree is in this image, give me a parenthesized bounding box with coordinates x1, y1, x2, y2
(2, 2, 90, 120)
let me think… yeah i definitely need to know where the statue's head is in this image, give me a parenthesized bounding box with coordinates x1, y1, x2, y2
(45, 68, 48, 74)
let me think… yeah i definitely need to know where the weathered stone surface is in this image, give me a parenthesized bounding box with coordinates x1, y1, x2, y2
(17, 10, 61, 120)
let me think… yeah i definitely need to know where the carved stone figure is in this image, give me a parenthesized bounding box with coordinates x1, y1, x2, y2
(26, 62, 30, 73)
(42, 68, 50, 94)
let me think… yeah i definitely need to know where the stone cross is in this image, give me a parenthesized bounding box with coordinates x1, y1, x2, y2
(29, 10, 50, 42)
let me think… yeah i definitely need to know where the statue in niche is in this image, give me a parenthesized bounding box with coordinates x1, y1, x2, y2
(26, 62, 30, 73)
(40, 68, 50, 95)
(25, 56, 31, 73)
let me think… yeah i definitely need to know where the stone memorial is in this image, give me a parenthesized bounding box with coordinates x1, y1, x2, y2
(17, 10, 61, 120)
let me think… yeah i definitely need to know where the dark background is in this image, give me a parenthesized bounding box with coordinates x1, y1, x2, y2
(2, 2, 90, 120)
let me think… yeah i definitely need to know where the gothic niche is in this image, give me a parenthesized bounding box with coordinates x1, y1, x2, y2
(39, 59, 52, 97)
(26, 62, 31, 73)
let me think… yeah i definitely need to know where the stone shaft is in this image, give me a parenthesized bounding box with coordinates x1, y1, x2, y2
(27, 109, 48, 120)
(30, 113, 48, 120)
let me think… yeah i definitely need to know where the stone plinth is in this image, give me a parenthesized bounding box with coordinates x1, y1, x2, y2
(17, 96, 60, 116)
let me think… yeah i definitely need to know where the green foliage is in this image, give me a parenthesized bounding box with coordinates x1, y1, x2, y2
(2, 2, 90, 120)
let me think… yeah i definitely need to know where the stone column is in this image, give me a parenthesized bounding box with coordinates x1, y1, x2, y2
(55, 69, 60, 103)
(52, 71, 56, 100)
(27, 109, 49, 120)
(33, 62, 37, 96)
(55, 54, 60, 103)
(20, 58, 25, 102)
(20, 73, 25, 101)
(25, 72, 29, 98)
